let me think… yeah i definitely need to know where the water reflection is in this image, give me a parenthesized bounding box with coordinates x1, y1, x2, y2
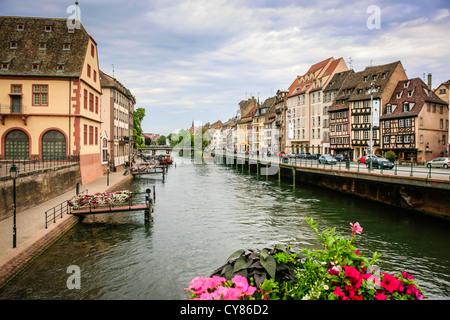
(1, 156, 449, 299)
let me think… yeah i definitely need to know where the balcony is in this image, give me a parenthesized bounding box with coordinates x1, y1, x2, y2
(0, 104, 29, 125)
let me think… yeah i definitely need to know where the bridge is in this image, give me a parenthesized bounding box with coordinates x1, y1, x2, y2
(138, 146, 194, 156)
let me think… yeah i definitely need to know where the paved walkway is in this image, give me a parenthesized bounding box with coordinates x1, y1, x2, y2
(0, 168, 133, 269)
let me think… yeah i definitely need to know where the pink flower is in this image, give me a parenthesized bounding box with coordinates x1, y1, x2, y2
(231, 275, 256, 296)
(334, 286, 345, 298)
(381, 273, 402, 293)
(350, 222, 363, 235)
(401, 271, 415, 280)
(374, 292, 387, 300)
(343, 266, 361, 281)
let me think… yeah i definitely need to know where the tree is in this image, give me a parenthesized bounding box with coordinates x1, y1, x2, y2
(133, 107, 146, 149)
(156, 135, 167, 146)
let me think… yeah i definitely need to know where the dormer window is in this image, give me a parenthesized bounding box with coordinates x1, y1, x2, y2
(364, 76, 368, 82)
(396, 92, 402, 99)
(403, 102, 410, 112)
(57, 65, 64, 72)
(382, 73, 386, 79)
(45, 25, 53, 32)
(17, 24, 24, 31)
(373, 75, 377, 81)
(386, 104, 392, 114)
(32, 64, 40, 71)
(404, 81, 410, 88)
(63, 43, 71, 50)
(10, 42, 17, 49)
(1, 63, 9, 70)
(39, 42, 47, 50)
(407, 90, 414, 98)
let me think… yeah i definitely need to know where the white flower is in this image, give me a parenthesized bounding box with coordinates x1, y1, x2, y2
(324, 285, 329, 291)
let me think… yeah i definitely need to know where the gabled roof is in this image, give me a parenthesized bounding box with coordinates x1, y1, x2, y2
(323, 69, 354, 93)
(0, 16, 91, 78)
(348, 61, 403, 101)
(100, 70, 135, 102)
(381, 77, 448, 120)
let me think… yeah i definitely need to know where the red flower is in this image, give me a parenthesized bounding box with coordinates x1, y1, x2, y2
(381, 273, 402, 293)
(375, 292, 387, 300)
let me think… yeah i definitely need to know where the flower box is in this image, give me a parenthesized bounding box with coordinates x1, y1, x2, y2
(68, 190, 132, 210)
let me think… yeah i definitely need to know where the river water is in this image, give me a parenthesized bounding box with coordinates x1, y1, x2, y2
(1, 155, 449, 299)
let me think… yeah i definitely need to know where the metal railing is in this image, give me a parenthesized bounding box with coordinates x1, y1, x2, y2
(230, 154, 450, 180)
(0, 154, 80, 178)
(45, 188, 88, 229)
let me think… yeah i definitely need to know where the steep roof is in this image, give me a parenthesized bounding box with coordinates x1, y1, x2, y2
(323, 69, 354, 93)
(0, 16, 92, 78)
(348, 61, 404, 101)
(381, 77, 448, 120)
(100, 70, 135, 102)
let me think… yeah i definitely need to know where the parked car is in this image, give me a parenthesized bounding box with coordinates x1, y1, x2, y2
(297, 152, 311, 159)
(335, 154, 348, 162)
(309, 153, 321, 159)
(366, 157, 394, 169)
(278, 152, 286, 157)
(318, 154, 337, 165)
(357, 155, 379, 163)
(426, 157, 450, 169)
(288, 152, 297, 158)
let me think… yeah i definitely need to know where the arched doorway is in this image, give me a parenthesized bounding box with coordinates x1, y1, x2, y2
(5, 129, 29, 159)
(42, 130, 66, 160)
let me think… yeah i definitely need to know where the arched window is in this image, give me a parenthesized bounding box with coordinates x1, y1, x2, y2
(42, 130, 66, 160)
(5, 130, 29, 159)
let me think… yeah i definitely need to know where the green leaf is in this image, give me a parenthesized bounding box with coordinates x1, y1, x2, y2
(275, 244, 287, 252)
(221, 264, 234, 280)
(233, 256, 253, 273)
(260, 255, 277, 279)
(227, 249, 244, 262)
(260, 249, 269, 260)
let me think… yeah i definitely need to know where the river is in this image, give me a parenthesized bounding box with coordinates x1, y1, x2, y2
(1, 154, 449, 299)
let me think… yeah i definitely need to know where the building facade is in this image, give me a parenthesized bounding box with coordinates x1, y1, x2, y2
(349, 61, 407, 161)
(381, 78, 448, 163)
(99, 70, 135, 171)
(0, 16, 103, 183)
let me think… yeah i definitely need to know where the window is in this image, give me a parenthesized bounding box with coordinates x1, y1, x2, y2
(399, 119, 404, 127)
(84, 89, 88, 109)
(87, 64, 91, 78)
(91, 44, 95, 57)
(382, 73, 386, 79)
(363, 131, 369, 139)
(404, 135, 410, 143)
(10, 42, 17, 49)
(363, 115, 369, 123)
(10, 85, 22, 113)
(407, 90, 413, 98)
(427, 103, 430, 112)
(385, 120, 390, 128)
(364, 76, 368, 82)
(405, 118, 412, 127)
(420, 135, 423, 144)
(384, 136, 389, 144)
(95, 127, 98, 145)
(45, 25, 52, 32)
(32, 85, 48, 106)
(94, 70, 97, 82)
(84, 125, 88, 145)
(439, 88, 447, 94)
(373, 75, 377, 81)
(439, 105, 443, 114)
(39, 42, 46, 50)
(404, 81, 410, 88)
(432, 104, 436, 113)
(17, 24, 24, 31)
(42, 130, 66, 160)
(32, 64, 40, 71)
(354, 131, 360, 139)
(403, 103, 410, 112)
(89, 93, 94, 112)
(89, 126, 93, 145)
(1, 63, 9, 70)
(57, 65, 64, 72)
(63, 43, 71, 50)
(440, 119, 443, 129)
(102, 137, 108, 163)
(95, 96, 99, 114)
(5, 130, 29, 159)
(396, 135, 402, 143)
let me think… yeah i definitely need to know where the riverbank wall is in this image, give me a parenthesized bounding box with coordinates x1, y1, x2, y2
(0, 169, 133, 289)
(221, 156, 450, 219)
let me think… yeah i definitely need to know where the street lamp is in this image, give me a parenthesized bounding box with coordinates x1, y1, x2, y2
(106, 153, 110, 186)
(9, 164, 19, 248)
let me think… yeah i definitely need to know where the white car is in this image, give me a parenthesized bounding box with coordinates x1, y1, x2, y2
(426, 157, 450, 169)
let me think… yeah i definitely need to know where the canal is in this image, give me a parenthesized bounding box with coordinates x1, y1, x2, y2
(1, 155, 449, 299)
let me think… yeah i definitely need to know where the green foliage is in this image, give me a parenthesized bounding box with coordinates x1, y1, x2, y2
(133, 107, 146, 149)
(211, 244, 301, 289)
(385, 150, 396, 163)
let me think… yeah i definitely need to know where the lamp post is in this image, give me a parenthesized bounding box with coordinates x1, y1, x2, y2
(9, 164, 19, 248)
(369, 82, 376, 171)
(107, 153, 110, 186)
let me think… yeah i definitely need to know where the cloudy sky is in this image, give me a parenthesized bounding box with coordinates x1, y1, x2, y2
(2, 0, 449, 135)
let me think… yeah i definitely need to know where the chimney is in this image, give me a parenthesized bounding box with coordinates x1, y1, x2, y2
(427, 73, 432, 90)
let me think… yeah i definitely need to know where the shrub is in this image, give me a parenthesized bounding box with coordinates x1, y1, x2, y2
(185, 218, 425, 300)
